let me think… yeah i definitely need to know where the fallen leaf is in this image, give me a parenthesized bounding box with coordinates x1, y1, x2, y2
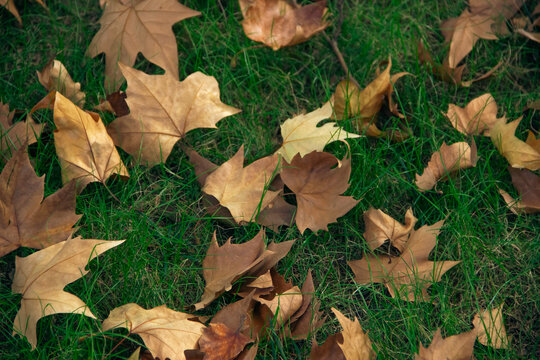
(415, 141, 478, 192)
(0, 101, 44, 162)
(52, 92, 129, 190)
(94, 91, 129, 117)
(348, 220, 460, 302)
(417, 41, 467, 86)
(490, 118, 540, 170)
(332, 308, 375, 360)
(198, 323, 253, 360)
(102, 303, 205, 360)
(281, 151, 358, 233)
(499, 167, 540, 214)
(107, 64, 240, 166)
(275, 102, 360, 163)
(1, 0, 47, 24)
(211, 292, 256, 338)
(202, 146, 280, 224)
(309, 334, 346, 360)
(416, 328, 477, 360)
(258, 286, 303, 327)
(473, 304, 509, 349)
(12, 237, 124, 348)
(0, 148, 81, 257)
(445, 94, 503, 135)
(363, 207, 417, 252)
(240, 0, 328, 50)
(37, 59, 86, 107)
(87, 0, 200, 91)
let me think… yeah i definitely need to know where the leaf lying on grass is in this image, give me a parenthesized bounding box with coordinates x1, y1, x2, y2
(490, 118, 540, 171)
(445, 93, 503, 136)
(0, 101, 44, 162)
(363, 207, 417, 252)
(498, 167, 540, 214)
(473, 304, 509, 349)
(37, 59, 86, 107)
(416, 328, 477, 360)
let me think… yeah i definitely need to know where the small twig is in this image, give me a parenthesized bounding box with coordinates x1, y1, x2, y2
(217, 0, 227, 21)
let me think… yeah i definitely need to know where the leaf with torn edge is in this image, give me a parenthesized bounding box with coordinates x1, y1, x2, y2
(490, 118, 540, 171)
(499, 167, 540, 214)
(416, 328, 477, 360)
(473, 304, 508, 349)
(12, 237, 124, 349)
(37, 59, 86, 107)
(445, 93, 503, 136)
(363, 207, 417, 252)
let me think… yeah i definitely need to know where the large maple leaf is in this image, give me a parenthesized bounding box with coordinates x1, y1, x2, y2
(12, 237, 124, 348)
(87, 0, 200, 91)
(0, 148, 81, 257)
(107, 64, 240, 166)
(348, 220, 460, 302)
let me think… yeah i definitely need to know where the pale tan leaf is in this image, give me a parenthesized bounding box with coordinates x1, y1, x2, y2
(416, 328, 477, 360)
(363, 207, 417, 252)
(37, 60, 86, 107)
(490, 118, 540, 170)
(473, 304, 509, 349)
(332, 308, 375, 360)
(445, 94, 503, 136)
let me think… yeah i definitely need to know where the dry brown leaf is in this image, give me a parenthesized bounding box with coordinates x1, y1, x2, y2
(87, 0, 200, 91)
(1, 0, 47, 24)
(108, 64, 240, 166)
(52, 92, 129, 190)
(0, 101, 44, 162)
(240, 0, 328, 50)
(416, 328, 477, 360)
(0, 148, 81, 257)
(499, 167, 540, 214)
(309, 333, 346, 360)
(94, 91, 129, 117)
(445, 94, 503, 135)
(12, 237, 124, 348)
(275, 102, 360, 163)
(490, 118, 540, 170)
(202, 146, 280, 224)
(331, 308, 375, 360)
(102, 303, 205, 360)
(37, 59, 86, 107)
(199, 323, 252, 360)
(258, 286, 303, 327)
(363, 207, 417, 252)
(349, 220, 460, 302)
(415, 141, 478, 192)
(473, 304, 509, 349)
(281, 151, 358, 233)
(417, 41, 467, 86)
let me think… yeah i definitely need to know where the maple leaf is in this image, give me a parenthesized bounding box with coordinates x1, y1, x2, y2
(275, 102, 360, 163)
(202, 146, 280, 224)
(473, 304, 509, 349)
(490, 118, 540, 171)
(0, 101, 44, 162)
(1, 0, 47, 25)
(445, 93, 503, 136)
(415, 141, 478, 192)
(107, 64, 240, 166)
(87, 0, 200, 91)
(348, 220, 460, 302)
(199, 323, 253, 360)
(498, 167, 540, 214)
(102, 303, 205, 360)
(416, 328, 477, 360)
(239, 0, 329, 50)
(281, 151, 358, 233)
(0, 148, 81, 257)
(52, 92, 129, 190)
(363, 207, 417, 252)
(37, 59, 86, 107)
(12, 237, 124, 348)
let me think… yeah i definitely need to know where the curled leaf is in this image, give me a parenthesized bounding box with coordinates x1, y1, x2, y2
(37, 59, 86, 107)
(490, 118, 540, 171)
(363, 207, 417, 252)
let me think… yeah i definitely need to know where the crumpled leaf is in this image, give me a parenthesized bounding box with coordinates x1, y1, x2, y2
(445, 93, 503, 135)
(87, 0, 200, 91)
(12, 237, 124, 349)
(473, 304, 509, 349)
(108, 64, 240, 166)
(348, 220, 461, 302)
(102, 303, 205, 360)
(94, 91, 129, 117)
(1, 0, 47, 25)
(281, 151, 358, 233)
(258, 286, 304, 327)
(499, 167, 540, 214)
(415, 141, 478, 192)
(199, 323, 253, 360)
(416, 328, 477, 360)
(275, 102, 360, 163)
(0, 101, 44, 162)
(240, 0, 328, 50)
(363, 207, 417, 252)
(0, 148, 81, 257)
(37, 59, 86, 107)
(490, 118, 540, 171)
(202, 146, 280, 224)
(193, 229, 294, 310)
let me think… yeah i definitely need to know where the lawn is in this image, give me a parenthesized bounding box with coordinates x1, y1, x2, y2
(0, 0, 539, 359)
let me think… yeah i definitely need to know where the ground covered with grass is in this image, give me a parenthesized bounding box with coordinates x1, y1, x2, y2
(0, 0, 539, 359)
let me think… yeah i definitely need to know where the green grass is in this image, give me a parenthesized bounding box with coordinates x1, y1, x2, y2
(1, 0, 539, 358)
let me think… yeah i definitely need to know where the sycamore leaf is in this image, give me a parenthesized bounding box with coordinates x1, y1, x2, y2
(0, 101, 44, 162)
(275, 102, 360, 163)
(94, 91, 129, 117)
(102, 303, 205, 360)
(416, 328, 477, 360)
(0, 148, 81, 257)
(87, 0, 200, 91)
(445, 94, 503, 136)
(348, 220, 460, 302)
(240, 0, 328, 50)
(52, 92, 129, 190)
(332, 308, 375, 360)
(363, 207, 417, 252)
(12, 237, 124, 349)
(202, 146, 280, 224)
(473, 304, 509, 349)
(415, 141, 478, 192)
(258, 286, 303, 327)
(199, 323, 253, 360)
(37, 59, 86, 107)
(490, 118, 540, 170)
(499, 167, 540, 214)
(1, 0, 47, 25)
(281, 151, 358, 233)
(310, 333, 346, 360)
